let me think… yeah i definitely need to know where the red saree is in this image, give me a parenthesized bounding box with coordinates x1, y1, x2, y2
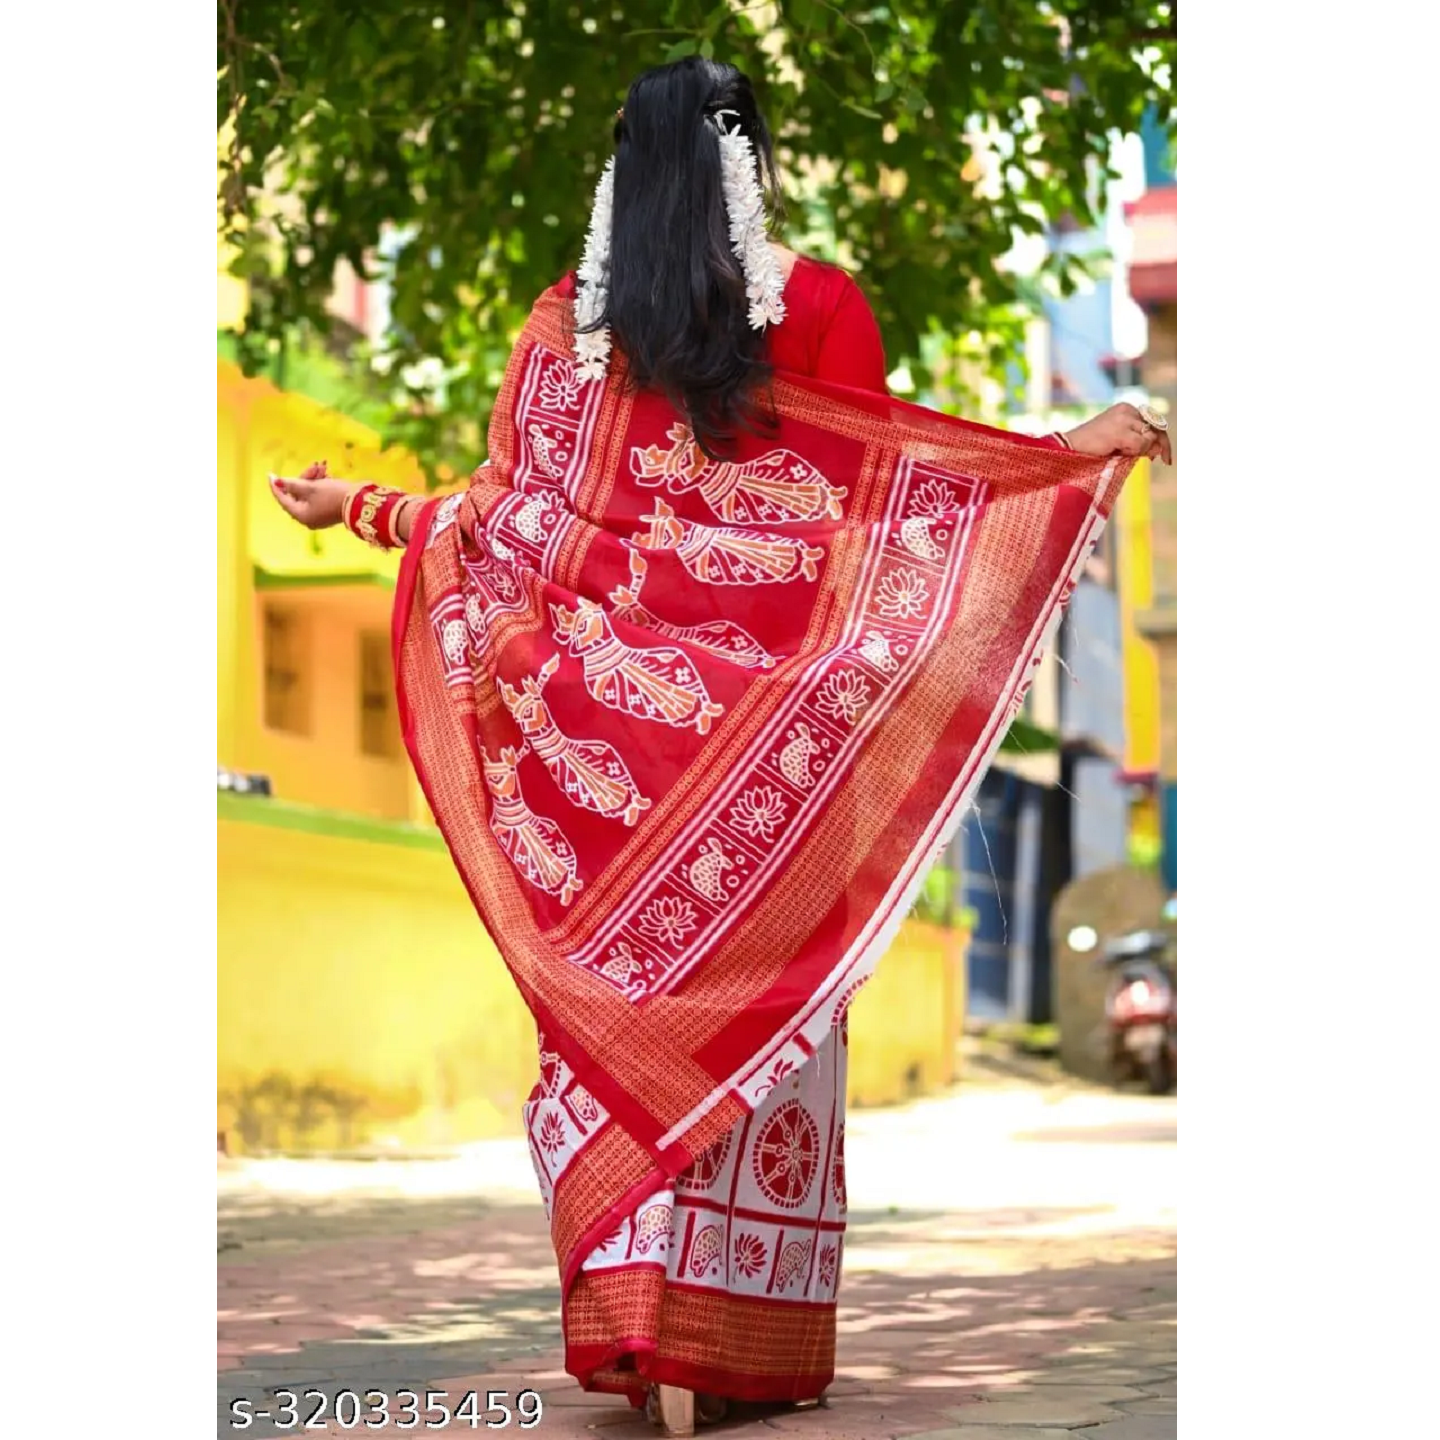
(392, 287, 1130, 1400)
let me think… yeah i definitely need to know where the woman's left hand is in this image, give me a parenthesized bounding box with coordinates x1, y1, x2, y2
(1065, 404, 1173, 464)
(269, 461, 354, 530)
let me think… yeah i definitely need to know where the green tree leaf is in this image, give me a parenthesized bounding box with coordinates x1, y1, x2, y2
(218, 0, 1175, 477)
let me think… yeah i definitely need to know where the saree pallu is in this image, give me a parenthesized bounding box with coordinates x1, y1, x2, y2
(392, 289, 1131, 1400)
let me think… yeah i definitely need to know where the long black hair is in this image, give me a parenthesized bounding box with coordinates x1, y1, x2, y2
(585, 58, 784, 457)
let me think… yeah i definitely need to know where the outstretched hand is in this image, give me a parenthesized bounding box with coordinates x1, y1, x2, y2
(269, 461, 354, 530)
(1065, 404, 1172, 464)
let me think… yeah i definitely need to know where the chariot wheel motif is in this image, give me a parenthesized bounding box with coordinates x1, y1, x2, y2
(751, 1100, 820, 1209)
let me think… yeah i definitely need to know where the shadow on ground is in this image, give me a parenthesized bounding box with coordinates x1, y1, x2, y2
(218, 1190, 1175, 1438)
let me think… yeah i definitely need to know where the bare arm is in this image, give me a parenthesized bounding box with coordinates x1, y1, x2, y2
(1064, 404, 1173, 464)
(269, 463, 426, 546)
(392, 494, 422, 545)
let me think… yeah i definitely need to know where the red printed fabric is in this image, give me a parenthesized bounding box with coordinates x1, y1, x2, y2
(392, 288, 1130, 1320)
(528, 1015, 850, 1401)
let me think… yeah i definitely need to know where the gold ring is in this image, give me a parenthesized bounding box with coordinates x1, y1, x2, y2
(1138, 404, 1168, 433)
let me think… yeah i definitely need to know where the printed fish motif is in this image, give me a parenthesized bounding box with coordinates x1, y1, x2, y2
(775, 1238, 813, 1290)
(857, 629, 900, 675)
(633, 1203, 674, 1255)
(778, 722, 821, 790)
(899, 514, 945, 560)
(687, 837, 735, 902)
(600, 941, 643, 984)
(515, 491, 557, 545)
(689, 1223, 724, 1277)
(526, 423, 566, 481)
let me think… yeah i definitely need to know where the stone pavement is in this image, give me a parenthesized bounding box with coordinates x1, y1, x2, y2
(218, 1085, 1176, 1439)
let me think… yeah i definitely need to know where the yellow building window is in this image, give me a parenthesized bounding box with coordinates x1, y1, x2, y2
(262, 605, 311, 736)
(359, 630, 401, 760)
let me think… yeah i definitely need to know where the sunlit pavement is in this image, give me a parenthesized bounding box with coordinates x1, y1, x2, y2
(218, 1083, 1177, 1439)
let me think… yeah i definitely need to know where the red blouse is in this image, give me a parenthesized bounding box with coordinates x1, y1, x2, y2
(765, 256, 889, 394)
(552, 255, 889, 397)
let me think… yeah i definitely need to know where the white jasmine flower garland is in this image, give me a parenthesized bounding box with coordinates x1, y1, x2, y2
(573, 157, 616, 383)
(572, 113, 785, 382)
(712, 110, 788, 331)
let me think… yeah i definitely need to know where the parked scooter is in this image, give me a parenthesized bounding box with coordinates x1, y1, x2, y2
(1098, 929, 1176, 1094)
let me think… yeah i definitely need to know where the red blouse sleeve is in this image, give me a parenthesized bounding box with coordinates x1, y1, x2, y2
(810, 273, 889, 395)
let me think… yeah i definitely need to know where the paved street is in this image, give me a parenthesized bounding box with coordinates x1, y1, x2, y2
(218, 1081, 1177, 1439)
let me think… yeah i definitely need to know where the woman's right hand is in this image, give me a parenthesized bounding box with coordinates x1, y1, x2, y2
(269, 461, 355, 530)
(1064, 404, 1173, 464)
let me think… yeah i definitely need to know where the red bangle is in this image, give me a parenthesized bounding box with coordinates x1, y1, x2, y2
(344, 484, 408, 549)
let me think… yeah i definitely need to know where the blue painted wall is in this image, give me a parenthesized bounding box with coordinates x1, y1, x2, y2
(1061, 580, 1128, 880)
(1046, 277, 1117, 409)
(1070, 757, 1128, 879)
(960, 769, 1019, 1021)
(1044, 215, 1118, 412)
(1141, 108, 1177, 188)
(959, 768, 1074, 1024)
(1063, 581, 1125, 754)
(1160, 782, 1177, 893)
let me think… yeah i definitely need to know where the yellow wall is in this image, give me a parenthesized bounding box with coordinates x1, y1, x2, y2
(219, 800, 539, 1151)
(242, 382, 420, 585)
(217, 372, 250, 769)
(1116, 457, 1162, 779)
(257, 590, 416, 819)
(847, 918, 968, 1107)
(218, 801, 968, 1154)
(217, 359, 437, 824)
